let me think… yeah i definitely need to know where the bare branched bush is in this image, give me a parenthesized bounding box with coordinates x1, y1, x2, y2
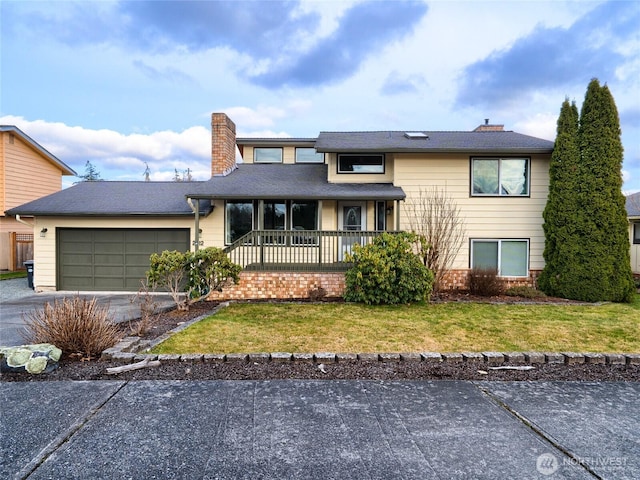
(405, 186, 465, 293)
(22, 296, 121, 359)
(128, 281, 161, 336)
(468, 268, 504, 297)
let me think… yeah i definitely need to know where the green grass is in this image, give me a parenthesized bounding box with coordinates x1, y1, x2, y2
(0, 271, 27, 280)
(152, 294, 640, 354)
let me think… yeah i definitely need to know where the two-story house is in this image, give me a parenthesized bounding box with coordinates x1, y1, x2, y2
(0, 126, 76, 271)
(6, 113, 554, 297)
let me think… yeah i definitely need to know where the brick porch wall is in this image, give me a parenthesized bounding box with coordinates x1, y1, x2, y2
(206, 269, 543, 301)
(439, 269, 542, 291)
(207, 271, 346, 301)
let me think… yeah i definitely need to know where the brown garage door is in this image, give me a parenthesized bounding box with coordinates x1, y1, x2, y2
(57, 228, 190, 291)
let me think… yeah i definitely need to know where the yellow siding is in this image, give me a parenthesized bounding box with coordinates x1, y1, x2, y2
(394, 153, 550, 270)
(241, 145, 302, 164)
(3, 133, 63, 214)
(32, 217, 196, 291)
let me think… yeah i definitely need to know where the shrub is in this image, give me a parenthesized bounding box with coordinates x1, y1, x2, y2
(22, 296, 121, 359)
(128, 280, 161, 336)
(344, 232, 434, 305)
(505, 285, 547, 299)
(468, 268, 504, 297)
(147, 248, 241, 310)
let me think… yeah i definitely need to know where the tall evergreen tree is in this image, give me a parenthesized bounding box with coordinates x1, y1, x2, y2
(79, 160, 101, 181)
(574, 79, 634, 302)
(540, 79, 634, 302)
(538, 99, 580, 297)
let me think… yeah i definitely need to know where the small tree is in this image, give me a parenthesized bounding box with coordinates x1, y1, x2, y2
(404, 186, 465, 293)
(79, 160, 102, 181)
(344, 232, 433, 305)
(147, 250, 190, 310)
(147, 248, 241, 311)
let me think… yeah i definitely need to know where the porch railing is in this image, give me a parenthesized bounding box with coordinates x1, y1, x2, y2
(223, 230, 383, 271)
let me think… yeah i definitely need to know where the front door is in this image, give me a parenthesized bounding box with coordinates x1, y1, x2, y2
(338, 202, 366, 260)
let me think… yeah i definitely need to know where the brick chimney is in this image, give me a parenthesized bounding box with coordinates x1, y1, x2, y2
(211, 113, 237, 176)
(474, 118, 504, 132)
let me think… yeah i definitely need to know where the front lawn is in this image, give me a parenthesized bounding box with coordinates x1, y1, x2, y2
(152, 295, 640, 354)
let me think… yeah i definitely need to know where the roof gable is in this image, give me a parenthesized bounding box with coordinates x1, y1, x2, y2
(0, 126, 76, 175)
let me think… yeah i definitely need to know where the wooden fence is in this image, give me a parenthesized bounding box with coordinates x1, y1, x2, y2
(9, 232, 34, 271)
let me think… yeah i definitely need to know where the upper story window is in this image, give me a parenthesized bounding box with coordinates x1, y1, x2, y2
(472, 158, 529, 196)
(338, 154, 385, 174)
(254, 147, 283, 163)
(634, 223, 640, 244)
(295, 148, 324, 163)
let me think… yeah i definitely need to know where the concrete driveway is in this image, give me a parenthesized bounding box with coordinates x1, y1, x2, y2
(1, 380, 638, 479)
(0, 278, 175, 346)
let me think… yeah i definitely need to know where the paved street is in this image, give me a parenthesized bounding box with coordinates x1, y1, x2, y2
(1, 380, 638, 479)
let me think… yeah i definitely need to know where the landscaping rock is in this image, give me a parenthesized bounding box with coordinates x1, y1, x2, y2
(0, 344, 62, 374)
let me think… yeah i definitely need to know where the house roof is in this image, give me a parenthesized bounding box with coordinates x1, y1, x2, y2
(627, 192, 640, 218)
(0, 125, 77, 175)
(191, 164, 405, 201)
(315, 130, 554, 154)
(236, 137, 317, 146)
(5, 181, 210, 217)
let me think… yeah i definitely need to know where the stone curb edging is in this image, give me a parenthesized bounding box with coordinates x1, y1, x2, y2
(100, 301, 640, 367)
(101, 348, 640, 367)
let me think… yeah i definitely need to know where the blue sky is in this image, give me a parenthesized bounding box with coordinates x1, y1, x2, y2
(1, 0, 639, 191)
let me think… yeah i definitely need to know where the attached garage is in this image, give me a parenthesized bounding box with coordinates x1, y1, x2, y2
(57, 228, 190, 291)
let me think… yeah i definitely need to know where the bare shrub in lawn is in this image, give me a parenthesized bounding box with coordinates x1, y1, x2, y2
(468, 268, 504, 297)
(22, 296, 121, 359)
(128, 280, 161, 336)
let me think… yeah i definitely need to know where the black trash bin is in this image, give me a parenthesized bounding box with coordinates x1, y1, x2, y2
(24, 260, 34, 289)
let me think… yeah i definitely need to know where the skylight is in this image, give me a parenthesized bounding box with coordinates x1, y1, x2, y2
(404, 132, 429, 139)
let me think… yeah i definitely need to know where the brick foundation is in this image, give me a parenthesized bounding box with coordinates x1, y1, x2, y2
(439, 269, 542, 291)
(206, 269, 544, 301)
(207, 271, 346, 301)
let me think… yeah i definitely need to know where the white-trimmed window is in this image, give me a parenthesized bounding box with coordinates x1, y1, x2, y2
(338, 154, 384, 173)
(471, 239, 529, 277)
(254, 147, 283, 163)
(472, 158, 529, 196)
(634, 223, 640, 244)
(295, 148, 324, 163)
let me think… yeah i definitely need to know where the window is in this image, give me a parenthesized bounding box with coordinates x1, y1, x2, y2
(472, 158, 529, 196)
(295, 148, 324, 163)
(338, 154, 384, 173)
(254, 148, 283, 163)
(471, 239, 529, 277)
(375, 201, 386, 231)
(225, 201, 319, 245)
(225, 201, 253, 244)
(634, 223, 640, 244)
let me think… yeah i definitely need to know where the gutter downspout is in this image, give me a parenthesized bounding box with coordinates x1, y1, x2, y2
(15, 214, 35, 228)
(187, 198, 201, 251)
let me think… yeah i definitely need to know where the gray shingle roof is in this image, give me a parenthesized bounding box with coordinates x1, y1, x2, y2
(0, 125, 77, 175)
(315, 130, 554, 153)
(192, 164, 405, 200)
(6, 181, 209, 216)
(627, 192, 640, 217)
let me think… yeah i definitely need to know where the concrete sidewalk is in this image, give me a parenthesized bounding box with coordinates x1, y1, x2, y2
(1, 380, 638, 479)
(0, 278, 175, 346)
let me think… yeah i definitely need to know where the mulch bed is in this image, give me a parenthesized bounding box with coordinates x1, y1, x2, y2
(2, 295, 639, 382)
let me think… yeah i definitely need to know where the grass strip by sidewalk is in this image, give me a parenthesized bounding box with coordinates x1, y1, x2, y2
(152, 294, 640, 355)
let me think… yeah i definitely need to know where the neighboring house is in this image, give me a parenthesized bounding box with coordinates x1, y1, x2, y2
(0, 126, 76, 271)
(627, 192, 640, 276)
(7, 113, 554, 298)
